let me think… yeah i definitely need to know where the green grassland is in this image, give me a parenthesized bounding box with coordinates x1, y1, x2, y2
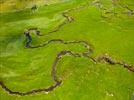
(0, 0, 134, 100)
(0, 0, 69, 13)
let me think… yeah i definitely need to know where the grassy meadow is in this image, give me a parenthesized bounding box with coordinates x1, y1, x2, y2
(0, 0, 134, 100)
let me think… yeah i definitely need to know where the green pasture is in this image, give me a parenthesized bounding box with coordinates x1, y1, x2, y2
(0, 0, 134, 100)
